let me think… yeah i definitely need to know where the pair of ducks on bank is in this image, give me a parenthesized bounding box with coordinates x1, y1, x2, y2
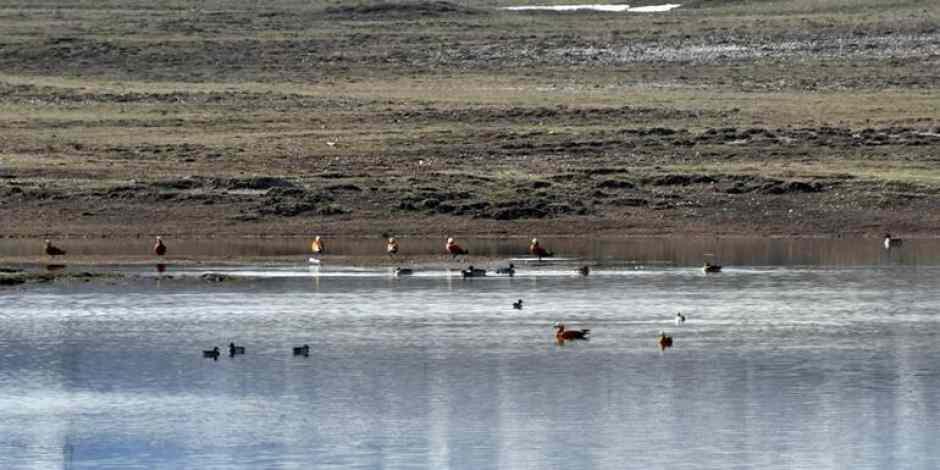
(203, 343, 311, 360)
(44, 237, 167, 258)
(314, 236, 403, 257)
(446, 238, 553, 260)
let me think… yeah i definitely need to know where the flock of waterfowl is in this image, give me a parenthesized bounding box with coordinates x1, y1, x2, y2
(44, 236, 170, 258)
(39, 233, 907, 263)
(202, 342, 309, 361)
(36, 232, 905, 355)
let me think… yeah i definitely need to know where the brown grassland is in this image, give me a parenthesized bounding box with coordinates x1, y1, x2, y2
(1, 0, 939, 240)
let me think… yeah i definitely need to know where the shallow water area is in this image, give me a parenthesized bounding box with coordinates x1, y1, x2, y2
(2, 239, 940, 468)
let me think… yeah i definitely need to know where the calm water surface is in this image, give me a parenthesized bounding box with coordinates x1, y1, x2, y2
(1, 254, 940, 468)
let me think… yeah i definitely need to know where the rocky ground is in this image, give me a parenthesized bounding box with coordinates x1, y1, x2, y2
(1, 0, 938, 240)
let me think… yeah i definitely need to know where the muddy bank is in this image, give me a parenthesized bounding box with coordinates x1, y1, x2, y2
(0, 270, 122, 286)
(3, 123, 938, 238)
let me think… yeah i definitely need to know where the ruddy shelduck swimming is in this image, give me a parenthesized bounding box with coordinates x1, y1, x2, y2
(554, 322, 590, 341)
(658, 331, 673, 350)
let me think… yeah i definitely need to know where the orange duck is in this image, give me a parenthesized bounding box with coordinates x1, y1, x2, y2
(446, 237, 468, 258)
(658, 331, 673, 350)
(153, 236, 167, 256)
(311, 236, 325, 256)
(529, 238, 553, 260)
(387, 237, 399, 256)
(44, 240, 66, 258)
(554, 322, 590, 341)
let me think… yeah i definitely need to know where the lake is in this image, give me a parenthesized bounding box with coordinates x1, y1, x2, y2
(1, 239, 939, 469)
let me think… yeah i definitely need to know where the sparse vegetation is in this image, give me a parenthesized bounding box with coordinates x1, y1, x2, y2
(0, 0, 938, 238)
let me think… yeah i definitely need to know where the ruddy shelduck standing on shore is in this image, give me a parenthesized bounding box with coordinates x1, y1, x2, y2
(153, 236, 167, 256)
(446, 237, 468, 258)
(44, 240, 66, 258)
(311, 236, 325, 256)
(529, 238, 553, 260)
(387, 237, 399, 256)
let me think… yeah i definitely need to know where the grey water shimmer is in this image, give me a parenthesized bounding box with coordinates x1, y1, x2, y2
(1, 266, 939, 469)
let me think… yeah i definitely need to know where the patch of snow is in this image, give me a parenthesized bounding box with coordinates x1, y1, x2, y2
(503, 3, 681, 13)
(628, 4, 681, 12)
(505, 4, 631, 12)
(504, 4, 681, 13)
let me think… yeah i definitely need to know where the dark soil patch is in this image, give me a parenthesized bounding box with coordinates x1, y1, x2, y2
(596, 179, 636, 190)
(610, 197, 650, 207)
(721, 177, 830, 195)
(645, 174, 718, 186)
(325, 1, 487, 19)
(253, 187, 345, 217)
(386, 105, 733, 126)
